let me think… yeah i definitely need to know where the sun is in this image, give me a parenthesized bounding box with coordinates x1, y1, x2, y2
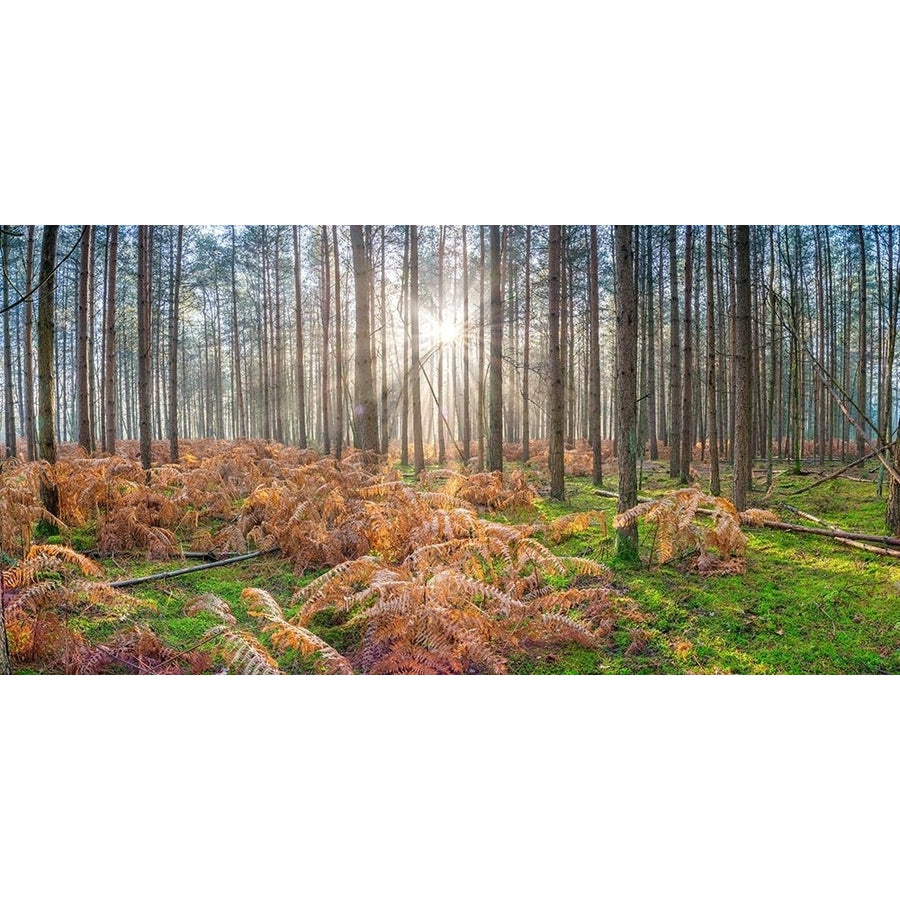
(420, 309, 462, 347)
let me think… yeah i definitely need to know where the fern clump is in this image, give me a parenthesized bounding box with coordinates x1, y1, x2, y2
(612, 488, 779, 575)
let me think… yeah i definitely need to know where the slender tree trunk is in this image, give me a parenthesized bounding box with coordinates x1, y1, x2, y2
(548, 225, 565, 499)
(137, 226, 153, 472)
(380, 226, 388, 455)
(486, 225, 503, 472)
(646, 226, 658, 461)
(23, 226, 37, 460)
(38, 226, 60, 516)
(437, 226, 447, 465)
(857, 226, 868, 459)
(668, 225, 682, 477)
(680, 225, 694, 481)
(103, 226, 118, 454)
(589, 225, 603, 483)
(1, 231, 15, 458)
(231, 226, 247, 439)
(167, 225, 183, 462)
(75, 225, 93, 452)
(521, 225, 531, 466)
(292, 225, 308, 448)
(410, 226, 425, 473)
(657, 241, 667, 446)
(705, 226, 721, 495)
(477, 226, 486, 471)
(400, 227, 410, 466)
(332, 226, 344, 457)
(320, 226, 332, 454)
(615, 226, 639, 555)
(733, 225, 753, 510)
(462, 224, 472, 464)
(350, 225, 378, 451)
(410, 239, 426, 455)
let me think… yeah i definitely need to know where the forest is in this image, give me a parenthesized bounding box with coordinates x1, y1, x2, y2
(0, 223, 898, 675)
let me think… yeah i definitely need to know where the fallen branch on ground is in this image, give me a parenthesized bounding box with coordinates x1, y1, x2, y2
(108, 550, 272, 589)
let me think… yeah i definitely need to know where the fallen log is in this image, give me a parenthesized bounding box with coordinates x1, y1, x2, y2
(108, 550, 271, 589)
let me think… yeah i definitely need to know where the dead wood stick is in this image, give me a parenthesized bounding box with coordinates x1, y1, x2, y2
(833, 538, 900, 559)
(108, 550, 271, 589)
(791, 451, 884, 494)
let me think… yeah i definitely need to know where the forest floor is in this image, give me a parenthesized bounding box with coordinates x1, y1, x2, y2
(514, 462, 899, 674)
(6, 445, 899, 674)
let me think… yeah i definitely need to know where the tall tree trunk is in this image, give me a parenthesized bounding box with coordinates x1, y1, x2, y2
(548, 225, 565, 499)
(292, 225, 308, 448)
(521, 225, 531, 465)
(668, 225, 682, 477)
(437, 226, 447, 465)
(646, 226, 658, 462)
(23, 226, 37, 460)
(857, 225, 868, 459)
(37, 226, 60, 516)
(400, 227, 410, 467)
(410, 226, 425, 473)
(168, 225, 183, 462)
(657, 241, 667, 446)
(680, 225, 694, 481)
(886, 246, 900, 532)
(137, 226, 153, 472)
(589, 225, 603, 484)
(231, 226, 247, 439)
(103, 226, 119, 454)
(615, 226, 639, 556)
(477, 226, 486, 471)
(350, 225, 378, 451)
(486, 225, 503, 472)
(320, 226, 332, 455)
(462, 224, 472, 464)
(379, 226, 388, 455)
(2, 231, 15, 458)
(705, 226, 721, 495)
(75, 225, 93, 452)
(332, 225, 344, 457)
(733, 225, 753, 510)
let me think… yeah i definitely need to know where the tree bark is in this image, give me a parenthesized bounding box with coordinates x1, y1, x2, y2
(548, 225, 565, 499)
(589, 225, 603, 484)
(137, 226, 153, 471)
(292, 226, 308, 448)
(680, 224, 694, 481)
(615, 226, 639, 556)
(103, 226, 119, 454)
(705, 226, 720, 495)
(1, 230, 15, 458)
(857, 226, 868, 459)
(350, 225, 379, 451)
(733, 225, 753, 510)
(668, 225, 682, 477)
(462, 225, 472, 464)
(37, 226, 60, 516)
(486, 225, 504, 473)
(522, 225, 531, 466)
(410, 226, 425, 473)
(75, 225, 93, 452)
(332, 225, 344, 458)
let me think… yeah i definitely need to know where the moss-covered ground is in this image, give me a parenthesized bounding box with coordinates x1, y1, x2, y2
(22, 458, 898, 674)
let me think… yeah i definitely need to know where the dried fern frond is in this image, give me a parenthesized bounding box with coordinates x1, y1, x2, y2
(184, 593, 237, 624)
(27, 544, 104, 578)
(243, 588, 353, 674)
(739, 508, 781, 526)
(205, 623, 282, 675)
